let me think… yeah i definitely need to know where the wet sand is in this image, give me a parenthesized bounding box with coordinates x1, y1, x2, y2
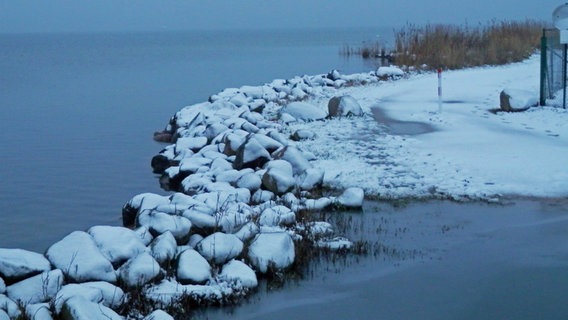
(371, 106, 435, 135)
(199, 198, 568, 320)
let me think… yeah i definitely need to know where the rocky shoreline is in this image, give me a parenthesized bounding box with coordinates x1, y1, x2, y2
(0, 66, 405, 319)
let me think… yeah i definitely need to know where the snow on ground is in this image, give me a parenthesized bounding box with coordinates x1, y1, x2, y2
(293, 55, 568, 199)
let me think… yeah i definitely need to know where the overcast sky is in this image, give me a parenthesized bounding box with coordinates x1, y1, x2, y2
(0, 0, 562, 34)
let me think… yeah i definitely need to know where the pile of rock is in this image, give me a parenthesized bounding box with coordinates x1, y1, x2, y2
(0, 67, 404, 319)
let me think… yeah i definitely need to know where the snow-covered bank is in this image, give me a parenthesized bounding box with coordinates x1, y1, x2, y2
(292, 54, 568, 199)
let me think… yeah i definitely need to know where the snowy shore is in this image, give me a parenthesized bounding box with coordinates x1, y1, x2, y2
(1, 54, 566, 319)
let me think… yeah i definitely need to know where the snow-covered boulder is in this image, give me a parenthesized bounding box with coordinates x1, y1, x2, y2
(219, 260, 258, 288)
(280, 102, 327, 121)
(236, 172, 262, 192)
(0, 279, 4, 294)
(6, 269, 63, 304)
(46, 231, 116, 283)
(262, 160, 295, 195)
(149, 231, 178, 266)
(328, 95, 363, 117)
(376, 66, 404, 79)
(135, 226, 154, 246)
(248, 232, 295, 273)
(335, 187, 364, 208)
(233, 135, 271, 170)
(233, 222, 260, 242)
(291, 129, 316, 141)
(59, 296, 123, 320)
(81, 281, 124, 309)
(0, 249, 51, 284)
(175, 136, 208, 153)
(196, 232, 244, 265)
(259, 206, 296, 227)
(25, 303, 52, 320)
(500, 88, 538, 112)
(0, 294, 21, 319)
(53, 284, 104, 314)
(176, 249, 211, 285)
(272, 146, 312, 175)
(122, 193, 171, 227)
(118, 253, 162, 288)
(298, 167, 325, 190)
(143, 310, 174, 320)
(137, 211, 192, 242)
(88, 225, 147, 267)
(251, 190, 275, 203)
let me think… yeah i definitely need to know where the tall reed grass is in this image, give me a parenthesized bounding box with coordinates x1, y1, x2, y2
(345, 20, 547, 70)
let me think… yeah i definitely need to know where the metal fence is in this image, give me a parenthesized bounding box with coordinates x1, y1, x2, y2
(540, 28, 565, 106)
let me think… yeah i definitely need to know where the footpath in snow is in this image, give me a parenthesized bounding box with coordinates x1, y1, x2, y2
(1, 54, 566, 319)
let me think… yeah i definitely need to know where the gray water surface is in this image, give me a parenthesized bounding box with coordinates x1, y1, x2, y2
(199, 199, 568, 320)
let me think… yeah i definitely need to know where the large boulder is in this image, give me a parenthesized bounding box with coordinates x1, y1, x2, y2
(196, 232, 244, 265)
(328, 95, 363, 117)
(248, 232, 295, 273)
(59, 296, 123, 320)
(46, 231, 116, 283)
(176, 249, 211, 285)
(233, 135, 271, 170)
(261, 160, 295, 195)
(271, 146, 311, 175)
(335, 187, 365, 208)
(6, 269, 64, 305)
(279, 102, 327, 122)
(500, 88, 537, 112)
(0, 249, 51, 284)
(219, 260, 258, 288)
(117, 253, 162, 288)
(88, 226, 147, 267)
(137, 211, 192, 243)
(149, 231, 178, 266)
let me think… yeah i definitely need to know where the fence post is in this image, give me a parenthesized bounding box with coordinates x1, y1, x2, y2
(540, 29, 547, 106)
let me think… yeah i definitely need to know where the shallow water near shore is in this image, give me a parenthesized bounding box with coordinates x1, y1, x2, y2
(199, 198, 568, 320)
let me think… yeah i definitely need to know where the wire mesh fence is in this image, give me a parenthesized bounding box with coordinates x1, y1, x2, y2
(540, 28, 565, 106)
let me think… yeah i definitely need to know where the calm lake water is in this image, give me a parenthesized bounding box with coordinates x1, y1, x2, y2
(0, 27, 388, 252)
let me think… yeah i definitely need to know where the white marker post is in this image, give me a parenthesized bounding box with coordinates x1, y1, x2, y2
(437, 68, 443, 113)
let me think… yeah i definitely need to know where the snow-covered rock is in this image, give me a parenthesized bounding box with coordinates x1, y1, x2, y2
(291, 129, 316, 141)
(280, 101, 327, 121)
(248, 232, 295, 273)
(53, 284, 104, 314)
(233, 222, 260, 242)
(6, 269, 63, 304)
(149, 231, 178, 265)
(88, 225, 147, 266)
(219, 260, 258, 288)
(134, 226, 154, 246)
(81, 281, 124, 309)
(335, 187, 364, 208)
(272, 146, 312, 175)
(118, 253, 162, 288)
(298, 167, 325, 190)
(259, 205, 296, 227)
(251, 190, 275, 203)
(46, 231, 116, 283)
(196, 232, 244, 265)
(0, 278, 4, 294)
(176, 249, 211, 285)
(0, 310, 8, 320)
(233, 135, 271, 170)
(262, 160, 295, 194)
(500, 88, 538, 112)
(25, 303, 53, 320)
(0, 294, 21, 319)
(376, 66, 404, 79)
(59, 296, 123, 320)
(236, 172, 262, 191)
(0, 249, 51, 283)
(137, 211, 192, 242)
(143, 310, 174, 320)
(328, 95, 363, 117)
